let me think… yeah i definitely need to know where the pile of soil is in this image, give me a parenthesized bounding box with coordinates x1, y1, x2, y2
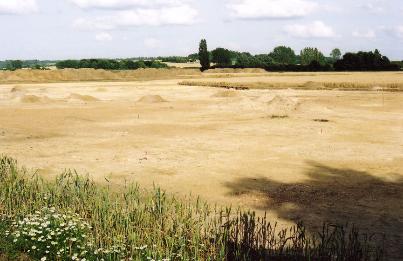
(137, 95, 168, 103)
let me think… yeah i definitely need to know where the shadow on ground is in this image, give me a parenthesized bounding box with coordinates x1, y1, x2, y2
(224, 162, 403, 259)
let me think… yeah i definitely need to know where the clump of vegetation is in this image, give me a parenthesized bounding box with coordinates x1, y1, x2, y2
(0, 60, 55, 71)
(55, 59, 168, 70)
(198, 39, 210, 71)
(179, 80, 403, 92)
(157, 56, 192, 63)
(6, 207, 102, 260)
(197, 40, 401, 72)
(334, 50, 400, 71)
(0, 156, 385, 260)
(300, 47, 326, 66)
(271, 115, 289, 119)
(270, 46, 297, 65)
(1, 60, 23, 71)
(313, 119, 330, 122)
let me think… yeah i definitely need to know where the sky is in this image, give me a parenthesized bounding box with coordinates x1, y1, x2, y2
(0, 0, 402, 60)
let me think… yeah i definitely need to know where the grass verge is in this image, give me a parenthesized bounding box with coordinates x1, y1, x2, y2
(0, 156, 385, 260)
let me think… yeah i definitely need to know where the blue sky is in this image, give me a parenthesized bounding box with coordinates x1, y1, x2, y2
(0, 0, 402, 60)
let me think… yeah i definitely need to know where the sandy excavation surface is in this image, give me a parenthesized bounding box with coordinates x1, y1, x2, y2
(1, 72, 403, 257)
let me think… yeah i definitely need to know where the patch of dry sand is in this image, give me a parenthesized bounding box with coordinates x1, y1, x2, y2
(211, 90, 239, 98)
(0, 73, 403, 258)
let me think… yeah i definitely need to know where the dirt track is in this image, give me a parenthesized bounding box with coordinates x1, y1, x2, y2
(1, 73, 403, 257)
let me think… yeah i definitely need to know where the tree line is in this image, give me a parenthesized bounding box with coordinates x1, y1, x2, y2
(55, 59, 168, 70)
(1, 44, 401, 72)
(198, 39, 401, 72)
(0, 60, 50, 71)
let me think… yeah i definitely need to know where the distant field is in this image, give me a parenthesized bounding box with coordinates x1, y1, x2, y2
(1, 70, 403, 258)
(2, 69, 403, 92)
(0, 68, 270, 84)
(164, 62, 201, 68)
(0, 68, 202, 84)
(179, 71, 403, 92)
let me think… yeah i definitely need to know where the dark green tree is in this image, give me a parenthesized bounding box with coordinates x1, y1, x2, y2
(330, 48, 342, 61)
(211, 48, 233, 67)
(56, 60, 79, 69)
(198, 39, 210, 71)
(188, 53, 199, 62)
(254, 54, 274, 68)
(334, 50, 399, 71)
(235, 52, 253, 68)
(133, 60, 146, 69)
(6, 60, 23, 71)
(269, 46, 296, 65)
(300, 47, 326, 65)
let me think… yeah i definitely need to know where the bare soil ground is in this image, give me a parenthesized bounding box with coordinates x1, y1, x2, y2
(0, 70, 402, 258)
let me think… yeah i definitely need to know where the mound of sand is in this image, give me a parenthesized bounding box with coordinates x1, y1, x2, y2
(137, 95, 168, 103)
(211, 90, 239, 98)
(68, 93, 99, 102)
(10, 85, 24, 93)
(302, 81, 325, 89)
(20, 95, 53, 104)
(266, 95, 299, 116)
(96, 87, 107, 92)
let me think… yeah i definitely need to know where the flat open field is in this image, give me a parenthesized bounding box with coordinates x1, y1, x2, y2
(1, 70, 403, 257)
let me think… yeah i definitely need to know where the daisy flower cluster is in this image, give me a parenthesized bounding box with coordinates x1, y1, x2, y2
(6, 207, 93, 260)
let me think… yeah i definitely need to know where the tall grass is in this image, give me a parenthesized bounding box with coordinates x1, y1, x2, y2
(0, 156, 384, 260)
(179, 80, 403, 92)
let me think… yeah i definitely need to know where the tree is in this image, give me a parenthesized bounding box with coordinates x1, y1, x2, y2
(133, 60, 146, 69)
(235, 53, 252, 68)
(198, 39, 210, 71)
(188, 53, 199, 62)
(330, 48, 342, 61)
(269, 46, 296, 65)
(211, 48, 233, 67)
(300, 47, 326, 65)
(334, 50, 400, 71)
(56, 60, 79, 69)
(6, 60, 23, 71)
(254, 54, 274, 68)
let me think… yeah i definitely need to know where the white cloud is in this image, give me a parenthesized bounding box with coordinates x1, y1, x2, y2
(227, 0, 317, 19)
(0, 0, 38, 15)
(74, 5, 198, 30)
(360, 1, 385, 14)
(396, 26, 403, 38)
(95, 32, 113, 41)
(144, 37, 161, 48)
(352, 30, 376, 39)
(70, 0, 188, 9)
(284, 21, 337, 38)
(74, 17, 116, 30)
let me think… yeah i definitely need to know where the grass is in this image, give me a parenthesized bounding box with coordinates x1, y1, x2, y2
(313, 119, 330, 122)
(0, 156, 385, 260)
(178, 80, 403, 92)
(271, 115, 289, 119)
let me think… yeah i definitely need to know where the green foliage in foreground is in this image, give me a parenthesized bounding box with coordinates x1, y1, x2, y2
(0, 156, 384, 260)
